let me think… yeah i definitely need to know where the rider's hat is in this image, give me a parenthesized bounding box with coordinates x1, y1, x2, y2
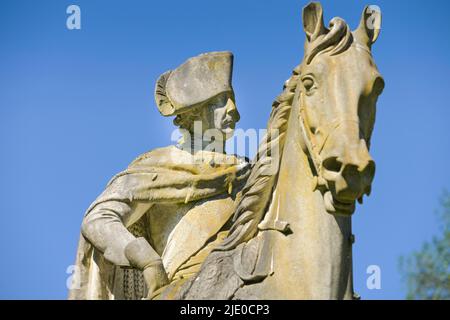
(154, 51, 234, 116)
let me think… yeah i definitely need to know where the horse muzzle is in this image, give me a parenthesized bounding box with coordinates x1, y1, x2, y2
(319, 136, 375, 216)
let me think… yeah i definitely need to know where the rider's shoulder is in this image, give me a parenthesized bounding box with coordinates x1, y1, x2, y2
(128, 145, 188, 168)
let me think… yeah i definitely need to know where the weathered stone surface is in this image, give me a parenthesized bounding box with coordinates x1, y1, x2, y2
(70, 2, 384, 300)
(171, 2, 384, 300)
(69, 51, 247, 300)
(155, 51, 234, 116)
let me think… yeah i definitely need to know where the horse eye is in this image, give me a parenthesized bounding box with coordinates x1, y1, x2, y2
(302, 77, 315, 91)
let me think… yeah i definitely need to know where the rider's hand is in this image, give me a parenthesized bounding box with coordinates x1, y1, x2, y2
(142, 262, 169, 299)
(124, 237, 169, 299)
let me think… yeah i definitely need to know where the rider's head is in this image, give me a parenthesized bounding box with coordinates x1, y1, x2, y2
(155, 51, 239, 142)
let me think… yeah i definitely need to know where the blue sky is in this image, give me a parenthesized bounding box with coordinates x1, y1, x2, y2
(0, 0, 449, 299)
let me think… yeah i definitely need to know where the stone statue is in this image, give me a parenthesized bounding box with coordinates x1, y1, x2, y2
(158, 2, 384, 300)
(69, 51, 251, 299)
(70, 2, 385, 300)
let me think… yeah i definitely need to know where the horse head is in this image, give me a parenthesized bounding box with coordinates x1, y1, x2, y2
(298, 2, 384, 216)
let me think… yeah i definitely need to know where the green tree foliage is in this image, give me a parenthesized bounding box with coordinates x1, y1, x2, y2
(399, 191, 450, 299)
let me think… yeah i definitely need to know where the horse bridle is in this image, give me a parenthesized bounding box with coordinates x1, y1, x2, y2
(297, 87, 361, 193)
(296, 43, 375, 193)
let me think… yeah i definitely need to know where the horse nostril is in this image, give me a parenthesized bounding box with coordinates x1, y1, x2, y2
(362, 160, 376, 181)
(322, 157, 342, 173)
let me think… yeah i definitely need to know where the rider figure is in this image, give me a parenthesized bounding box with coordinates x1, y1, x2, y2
(69, 52, 250, 299)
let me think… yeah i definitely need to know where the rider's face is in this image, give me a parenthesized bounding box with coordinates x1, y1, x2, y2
(201, 92, 240, 140)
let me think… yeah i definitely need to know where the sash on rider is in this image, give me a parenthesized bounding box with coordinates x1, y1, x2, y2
(68, 146, 250, 300)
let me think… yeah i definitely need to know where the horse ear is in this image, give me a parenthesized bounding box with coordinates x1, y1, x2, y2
(354, 5, 382, 47)
(302, 2, 326, 42)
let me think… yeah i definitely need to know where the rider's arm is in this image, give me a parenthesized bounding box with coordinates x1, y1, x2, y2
(81, 200, 156, 267)
(82, 200, 169, 297)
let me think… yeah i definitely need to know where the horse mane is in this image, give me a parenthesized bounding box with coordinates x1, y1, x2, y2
(305, 17, 353, 65)
(215, 17, 353, 252)
(214, 65, 299, 251)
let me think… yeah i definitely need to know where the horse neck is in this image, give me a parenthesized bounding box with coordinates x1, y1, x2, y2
(266, 101, 354, 299)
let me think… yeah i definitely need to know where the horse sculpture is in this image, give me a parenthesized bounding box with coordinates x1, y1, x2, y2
(157, 2, 385, 300)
